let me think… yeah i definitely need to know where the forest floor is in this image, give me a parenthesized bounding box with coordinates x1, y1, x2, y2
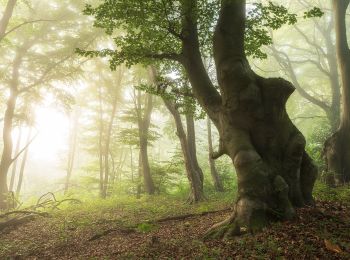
(0, 185, 350, 259)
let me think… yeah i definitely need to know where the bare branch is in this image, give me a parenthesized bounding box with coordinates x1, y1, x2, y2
(269, 45, 330, 112)
(1, 19, 56, 40)
(10, 130, 38, 164)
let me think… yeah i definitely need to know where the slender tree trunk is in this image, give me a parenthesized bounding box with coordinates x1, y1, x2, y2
(0, 0, 17, 41)
(0, 91, 17, 209)
(163, 98, 204, 203)
(185, 114, 204, 186)
(109, 151, 116, 184)
(326, 25, 342, 132)
(179, 0, 317, 237)
(207, 116, 224, 192)
(136, 150, 142, 198)
(0, 49, 23, 209)
(64, 111, 79, 194)
(130, 145, 134, 182)
(98, 85, 105, 197)
(9, 125, 22, 191)
(136, 91, 155, 195)
(324, 0, 350, 185)
(102, 93, 118, 198)
(116, 151, 127, 182)
(15, 127, 32, 197)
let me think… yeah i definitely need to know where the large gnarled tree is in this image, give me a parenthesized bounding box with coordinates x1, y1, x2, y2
(81, 0, 320, 236)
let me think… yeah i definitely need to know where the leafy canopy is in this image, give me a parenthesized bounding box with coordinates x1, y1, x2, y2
(77, 0, 323, 66)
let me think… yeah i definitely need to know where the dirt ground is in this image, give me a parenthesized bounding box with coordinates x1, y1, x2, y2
(0, 200, 349, 259)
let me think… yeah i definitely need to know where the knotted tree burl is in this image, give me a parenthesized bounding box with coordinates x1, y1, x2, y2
(80, 0, 320, 237)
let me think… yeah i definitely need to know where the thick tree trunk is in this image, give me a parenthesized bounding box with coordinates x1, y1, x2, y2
(180, 0, 317, 237)
(16, 127, 32, 196)
(207, 117, 224, 192)
(163, 98, 204, 203)
(136, 91, 155, 195)
(9, 125, 22, 191)
(323, 0, 350, 185)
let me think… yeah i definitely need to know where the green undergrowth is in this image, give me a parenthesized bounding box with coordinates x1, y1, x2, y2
(313, 181, 350, 204)
(0, 185, 349, 258)
(0, 191, 235, 257)
(52, 191, 234, 225)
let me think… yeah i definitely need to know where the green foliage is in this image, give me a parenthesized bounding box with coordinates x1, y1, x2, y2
(246, 3, 323, 59)
(150, 158, 183, 194)
(313, 181, 350, 204)
(137, 222, 156, 233)
(303, 7, 324, 19)
(306, 120, 331, 168)
(136, 75, 205, 119)
(78, 1, 323, 66)
(246, 2, 297, 59)
(117, 108, 161, 147)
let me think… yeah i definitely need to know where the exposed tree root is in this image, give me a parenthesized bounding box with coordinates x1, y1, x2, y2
(0, 210, 49, 218)
(0, 215, 36, 232)
(203, 214, 241, 240)
(0, 192, 81, 234)
(156, 208, 230, 223)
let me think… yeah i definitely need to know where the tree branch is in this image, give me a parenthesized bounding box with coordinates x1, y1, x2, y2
(0, 0, 17, 40)
(211, 138, 226, 159)
(10, 130, 38, 164)
(269, 45, 330, 112)
(2, 19, 56, 40)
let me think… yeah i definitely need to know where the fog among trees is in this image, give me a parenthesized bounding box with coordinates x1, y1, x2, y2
(0, 0, 349, 258)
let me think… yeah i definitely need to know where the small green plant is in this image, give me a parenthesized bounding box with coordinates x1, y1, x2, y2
(136, 222, 156, 233)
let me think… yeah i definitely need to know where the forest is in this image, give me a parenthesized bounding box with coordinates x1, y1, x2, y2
(0, 0, 349, 259)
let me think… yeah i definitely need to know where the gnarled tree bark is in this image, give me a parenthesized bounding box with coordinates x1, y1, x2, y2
(179, 0, 317, 237)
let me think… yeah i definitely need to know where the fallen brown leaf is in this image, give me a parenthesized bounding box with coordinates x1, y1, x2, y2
(324, 239, 343, 254)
